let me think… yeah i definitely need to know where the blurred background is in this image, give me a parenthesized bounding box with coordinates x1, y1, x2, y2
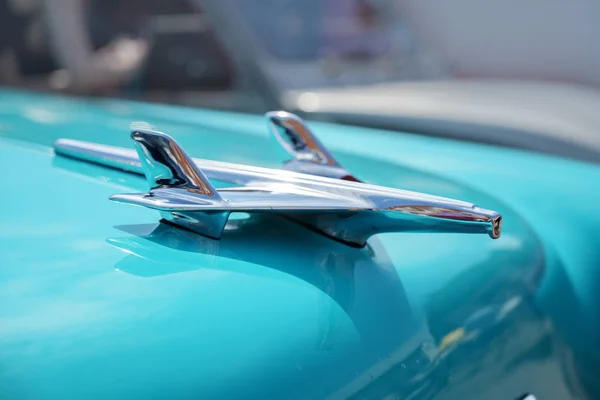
(2, 0, 600, 161)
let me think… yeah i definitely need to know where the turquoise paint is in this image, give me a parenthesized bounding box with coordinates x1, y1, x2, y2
(0, 90, 597, 399)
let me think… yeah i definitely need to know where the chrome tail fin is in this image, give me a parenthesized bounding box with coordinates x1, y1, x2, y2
(266, 111, 359, 181)
(110, 128, 230, 239)
(129, 128, 221, 198)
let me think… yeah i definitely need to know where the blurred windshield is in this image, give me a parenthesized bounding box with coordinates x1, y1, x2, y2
(1, 0, 599, 113)
(232, 0, 393, 61)
(0, 0, 436, 104)
(218, 0, 430, 91)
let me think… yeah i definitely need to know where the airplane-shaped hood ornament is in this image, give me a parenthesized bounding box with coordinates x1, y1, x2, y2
(53, 111, 502, 247)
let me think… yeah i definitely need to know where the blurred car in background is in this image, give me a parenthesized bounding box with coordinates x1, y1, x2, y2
(3, 0, 600, 163)
(204, 0, 600, 164)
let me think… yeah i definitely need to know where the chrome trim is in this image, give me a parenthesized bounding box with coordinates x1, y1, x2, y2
(53, 112, 502, 246)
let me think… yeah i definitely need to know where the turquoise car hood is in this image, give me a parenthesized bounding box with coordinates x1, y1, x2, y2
(0, 90, 599, 399)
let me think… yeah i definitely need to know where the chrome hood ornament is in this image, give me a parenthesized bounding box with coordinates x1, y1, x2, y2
(53, 111, 501, 247)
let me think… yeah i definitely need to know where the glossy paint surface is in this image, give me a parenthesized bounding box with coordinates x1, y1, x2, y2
(0, 90, 599, 399)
